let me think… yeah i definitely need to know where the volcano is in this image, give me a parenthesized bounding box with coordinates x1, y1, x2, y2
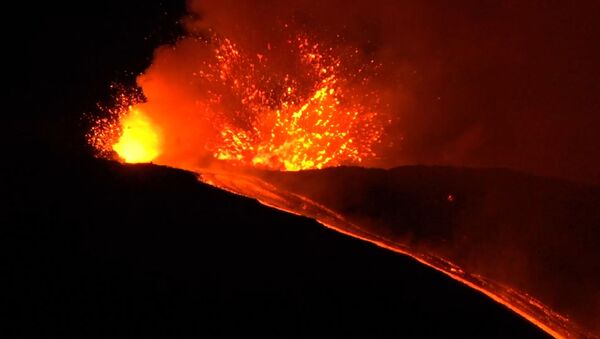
(20, 0, 600, 337)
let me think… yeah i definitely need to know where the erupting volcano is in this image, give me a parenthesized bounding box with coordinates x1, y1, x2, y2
(79, 2, 600, 338)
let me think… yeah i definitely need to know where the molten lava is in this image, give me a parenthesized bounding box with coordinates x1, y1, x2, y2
(211, 37, 383, 170)
(112, 107, 161, 163)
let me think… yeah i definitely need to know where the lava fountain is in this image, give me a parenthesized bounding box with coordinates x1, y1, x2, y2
(86, 14, 598, 339)
(111, 107, 162, 164)
(89, 33, 387, 171)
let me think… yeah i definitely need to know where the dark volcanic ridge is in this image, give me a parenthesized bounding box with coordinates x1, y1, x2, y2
(256, 165, 600, 337)
(10, 155, 555, 337)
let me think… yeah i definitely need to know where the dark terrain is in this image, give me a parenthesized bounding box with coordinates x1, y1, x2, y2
(261, 165, 600, 336)
(8, 149, 549, 337)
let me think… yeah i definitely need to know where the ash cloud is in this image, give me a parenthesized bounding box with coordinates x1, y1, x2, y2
(180, 0, 600, 184)
(137, 0, 600, 183)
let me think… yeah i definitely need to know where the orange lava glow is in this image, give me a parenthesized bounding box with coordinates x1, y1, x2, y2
(211, 38, 383, 170)
(110, 106, 161, 163)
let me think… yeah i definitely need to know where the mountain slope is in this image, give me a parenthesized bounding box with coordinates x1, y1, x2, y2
(9, 154, 548, 337)
(258, 165, 600, 336)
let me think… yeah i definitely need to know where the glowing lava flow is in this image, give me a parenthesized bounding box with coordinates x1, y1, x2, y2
(193, 169, 578, 339)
